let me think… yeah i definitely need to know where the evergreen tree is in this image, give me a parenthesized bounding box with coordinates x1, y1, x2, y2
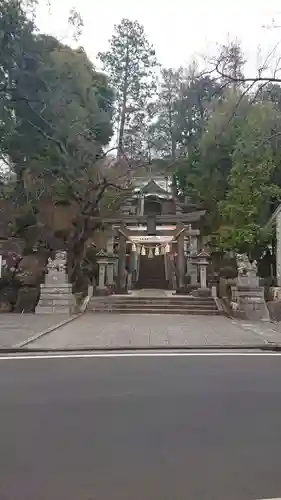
(98, 18, 158, 161)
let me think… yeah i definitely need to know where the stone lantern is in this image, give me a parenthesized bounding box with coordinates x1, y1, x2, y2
(96, 250, 111, 295)
(194, 250, 211, 295)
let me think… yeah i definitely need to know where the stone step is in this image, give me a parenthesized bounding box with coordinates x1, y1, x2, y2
(89, 301, 217, 310)
(89, 299, 216, 307)
(89, 301, 217, 309)
(89, 307, 221, 315)
(90, 295, 214, 302)
(87, 294, 220, 315)
(39, 291, 72, 297)
(40, 284, 72, 290)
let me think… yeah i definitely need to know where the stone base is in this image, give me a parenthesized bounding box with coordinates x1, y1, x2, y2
(36, 283, 75, 314)
(267, 300, 281, 321)
(115, 286, 128, 295)
(235, 286, 270, 321)
(94, 288, 111, 297)
(176, 285, 198, 295)
(193, 288, 211, 297)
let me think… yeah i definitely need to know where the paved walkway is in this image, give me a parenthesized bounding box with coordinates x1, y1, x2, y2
(0, 314, 73, 348)
(27, 314, 281, 349)
(1, 312, 281, 350)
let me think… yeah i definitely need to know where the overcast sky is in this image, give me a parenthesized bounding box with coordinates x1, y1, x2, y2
(36, 0, 281, 76)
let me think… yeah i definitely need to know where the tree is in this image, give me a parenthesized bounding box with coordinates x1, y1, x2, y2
(175, 71, 223, 156)
(0, 3, 122, 287)
(219, 102, 281, 255)
(98, 18, 158, 160)
(150, 65, 223, 166)
(0, 0, 34, 160)
(172, 86, 239, 211)
(213, 38, 281, 90)
(216, 40, 245, 88)
(150, 68, 184, 161)
(173, 87, 281, 249)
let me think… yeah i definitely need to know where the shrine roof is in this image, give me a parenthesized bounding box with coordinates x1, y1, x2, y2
(132, 176, 173, 195)
(141, 179, 171, 196)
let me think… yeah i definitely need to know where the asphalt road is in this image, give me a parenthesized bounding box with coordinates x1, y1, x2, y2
(0, 353, 281, 500)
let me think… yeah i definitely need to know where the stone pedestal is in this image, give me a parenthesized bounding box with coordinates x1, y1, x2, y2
(232, 255, 270, 320)
(194, 287, 211, 297)
(234, 276, 270, 321)
(36, 251, 74, 314)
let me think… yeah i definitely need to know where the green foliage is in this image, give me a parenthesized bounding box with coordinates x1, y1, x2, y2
(219, 102, 281, 253)
(0, 8, 114, 207)
(0, 0, 120, 288)
(151, 67, 222, 161)
(173, 86, 281, 254)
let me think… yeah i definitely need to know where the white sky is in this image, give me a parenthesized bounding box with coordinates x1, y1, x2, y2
(36, 0, 281, 76)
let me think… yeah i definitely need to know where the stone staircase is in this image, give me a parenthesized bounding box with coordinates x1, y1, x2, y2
(87, 294, 221, 315)
(137, 255, 167, 289)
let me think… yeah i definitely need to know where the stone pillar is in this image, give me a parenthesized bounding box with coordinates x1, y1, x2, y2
(276, 211, 281, 286)
(106, 236, 114, 287)
(117, 232, 127, 293)
(106, 235, 114, 255)
(0, 254, 2, 278)
(97, 262, 106, 290)
(107, 263, 114, 286)
(189, 236, 199, 286)
(199, 264, 207, 288)
(177, 231, 185, 289)
(127, 273, 132, 291)
(139, 194, 145, 216)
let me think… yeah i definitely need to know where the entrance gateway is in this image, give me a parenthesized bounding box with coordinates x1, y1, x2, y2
(116, 223, 199, 290)
(91, 169, 208, 294)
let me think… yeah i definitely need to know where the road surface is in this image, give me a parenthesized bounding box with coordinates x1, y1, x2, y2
(0, 353, 281, 500)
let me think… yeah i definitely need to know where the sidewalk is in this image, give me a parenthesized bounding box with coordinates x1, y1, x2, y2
(0, 314, 75, 348)
(25, 314, 281, 349)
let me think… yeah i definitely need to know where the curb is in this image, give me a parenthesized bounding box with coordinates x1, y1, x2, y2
(14, 314, 83, 348)
(1, 343, 279, 354)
